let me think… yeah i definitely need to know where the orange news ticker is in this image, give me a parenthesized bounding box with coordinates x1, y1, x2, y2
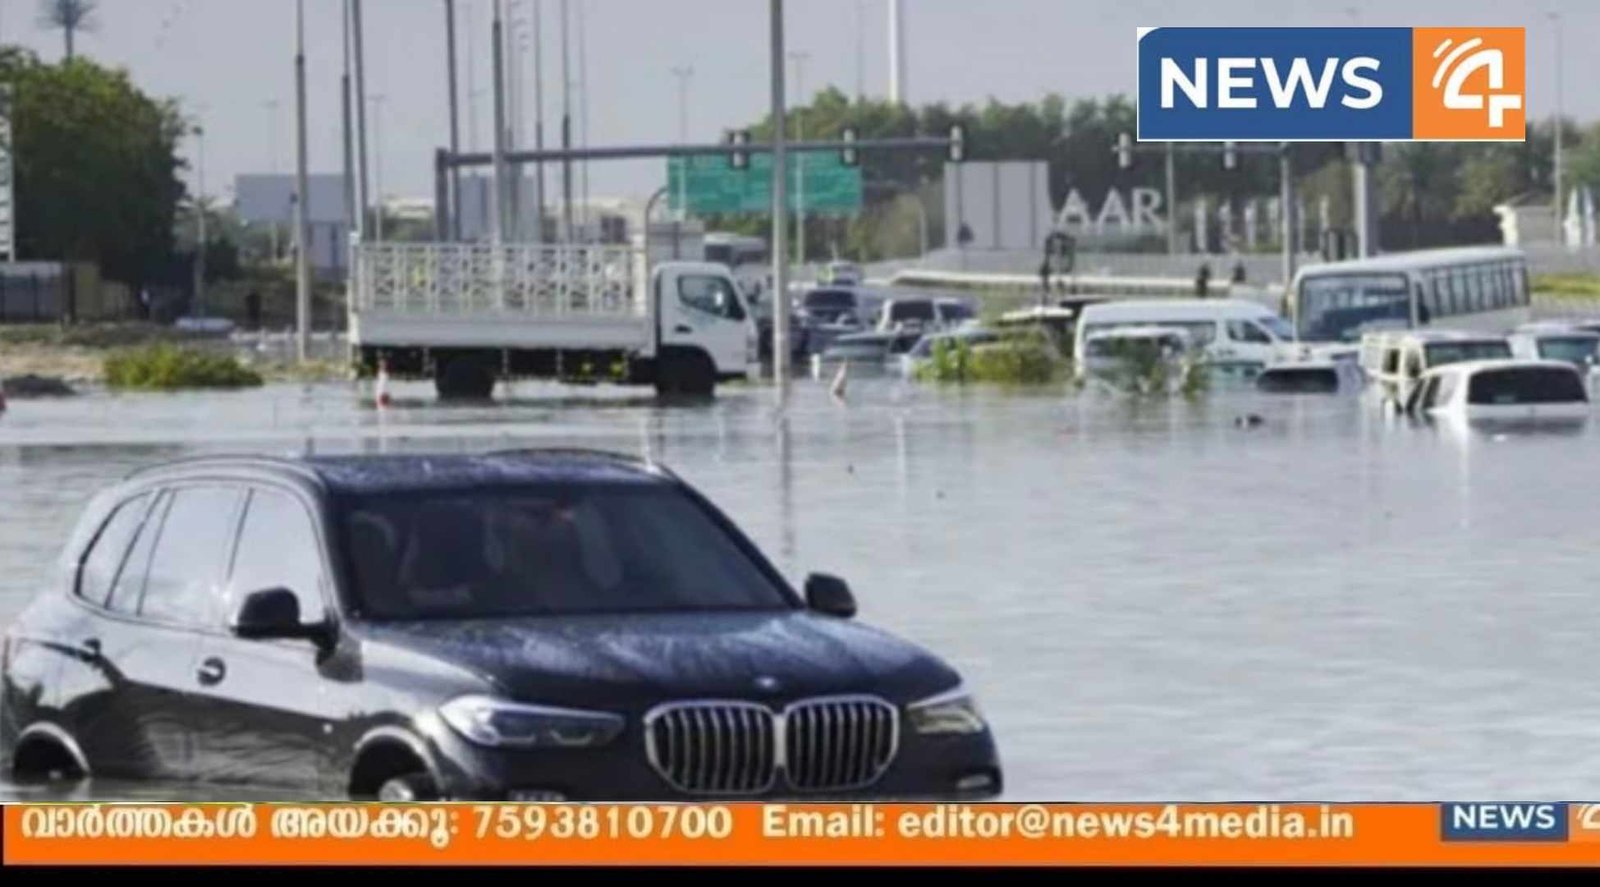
(6, 803, 1600, 867)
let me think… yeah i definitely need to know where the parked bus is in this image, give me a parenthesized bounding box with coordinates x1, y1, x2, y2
(1289, 246, 1531, 344)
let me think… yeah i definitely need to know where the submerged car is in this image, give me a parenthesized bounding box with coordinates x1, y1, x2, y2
(1403, 360, 1591, 424)
(0, 452, 1002, 801)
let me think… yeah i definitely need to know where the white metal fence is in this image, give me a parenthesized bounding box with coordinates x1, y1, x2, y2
(352, 243, 644, 317)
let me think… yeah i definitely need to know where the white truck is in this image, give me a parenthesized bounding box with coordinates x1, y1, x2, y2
(349, 242, 756, 399)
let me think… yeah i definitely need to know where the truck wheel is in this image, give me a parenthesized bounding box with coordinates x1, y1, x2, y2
(435, 356, 496, 401)
(655, 351, 716, 399)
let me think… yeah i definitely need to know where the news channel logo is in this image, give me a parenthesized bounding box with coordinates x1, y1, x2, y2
(1136, 27, 1525, 142)
(1438, 803, 1600, 843)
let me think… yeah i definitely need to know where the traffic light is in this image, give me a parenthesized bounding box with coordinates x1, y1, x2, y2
(840, 126, 859, 167)
(1115, 132, 1133, 169)
(1222, 141, 1237, 170)
(728, 130, 751, 170)
(948, 123, 966, 163)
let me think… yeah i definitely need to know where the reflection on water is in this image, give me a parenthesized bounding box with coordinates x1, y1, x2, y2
(3, 377, 1600, 801)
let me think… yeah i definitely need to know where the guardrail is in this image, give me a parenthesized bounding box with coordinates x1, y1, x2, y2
(352, 242, 644, 318)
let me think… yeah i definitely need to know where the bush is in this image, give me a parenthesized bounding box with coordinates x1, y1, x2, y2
(104, 345, 264, 390)
(916, 333, 1064, 385)
(1532, 274, 1600, 299)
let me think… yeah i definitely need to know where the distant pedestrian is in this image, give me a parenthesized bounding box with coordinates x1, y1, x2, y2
(1195, 264, 1212, 298)
(138, 287, 152, 320)
(245, 289, 262, 330)
(1232, 261, 1247, 285)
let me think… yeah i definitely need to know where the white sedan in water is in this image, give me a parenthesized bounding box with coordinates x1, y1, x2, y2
(1403, 359, 1592, 423)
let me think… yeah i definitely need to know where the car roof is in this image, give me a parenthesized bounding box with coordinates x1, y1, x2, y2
(1086, 325, 1190, 339)
(1079, 298, 1273, 320)
(1420, 358, 1580, 378)
(125, 450, 673, 495)
(1293, 245, 1524, 280)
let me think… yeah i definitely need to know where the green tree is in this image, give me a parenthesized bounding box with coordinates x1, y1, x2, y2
(1, 48, 187, 285)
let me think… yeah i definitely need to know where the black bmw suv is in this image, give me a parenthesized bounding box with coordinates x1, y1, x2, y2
(0, 451, 1002, 801)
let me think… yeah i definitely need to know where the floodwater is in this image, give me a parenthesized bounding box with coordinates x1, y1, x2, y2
(4, 373, 1600, 801)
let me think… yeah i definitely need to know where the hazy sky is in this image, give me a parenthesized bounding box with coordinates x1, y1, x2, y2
(4, 0, 1590, 203)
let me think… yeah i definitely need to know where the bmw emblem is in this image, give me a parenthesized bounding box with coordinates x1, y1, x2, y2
(753, 675, 781, 693)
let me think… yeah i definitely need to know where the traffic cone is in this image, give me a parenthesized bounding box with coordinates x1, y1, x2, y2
(375, 359, 392, 409)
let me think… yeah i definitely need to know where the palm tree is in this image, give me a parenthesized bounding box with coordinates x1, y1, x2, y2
(39, 0, 97, 61)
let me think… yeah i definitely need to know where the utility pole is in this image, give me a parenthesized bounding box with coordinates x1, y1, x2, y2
(446, 0, 462, 239)
(670, 65, 693, 219)
(559, 0, 573, 242)
(789, 51, 809, 270)
(769, 0, 790, 399)
(352, 0, 370, 242)
(506, 0, 522, 239)
(854, 0, 864, 104)
(192, 124, 207, 317)
(294, 0, 313, 363)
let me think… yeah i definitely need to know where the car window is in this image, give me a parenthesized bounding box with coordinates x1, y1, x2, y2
(1404, 350, 1424, 378)
(106, 492, 170, 615)
(1226, 321, 1272, 344)
(1382, 348, 1400, 374)
(340, 482, 793, 620)
(228, 489, 328, 625)
(77, 492, 154, 606)
(1468, 367, 1588, 405)
(678, 274, 744, 321)
(140, 486, 244, 628)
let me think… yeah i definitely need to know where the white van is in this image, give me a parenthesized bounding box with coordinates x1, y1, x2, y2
(1074, 299, 1294, 377)
(1360, 330, 1512, 406)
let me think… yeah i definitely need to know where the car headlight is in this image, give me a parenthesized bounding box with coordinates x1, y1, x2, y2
(439, 695, 625, 749)
(906, 684, 987, 736)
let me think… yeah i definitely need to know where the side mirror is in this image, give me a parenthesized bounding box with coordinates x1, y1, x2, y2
(231, 588, 332, 647)
(804, 574, 857, 619)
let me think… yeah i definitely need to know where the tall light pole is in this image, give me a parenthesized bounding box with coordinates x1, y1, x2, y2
(532, 0, 546, 239)
(1550, 10, 1564, 234)
(294, 0, 313, 363)
(888, 0, 905, 105)
(577, 0, 589, 238)
(264, 97, 284, 259)
(446, 0, 462, 239)
(506, 0, 522, 239)
(369, 94, 387, 242)
(854, 0, 865, 104)
(352, 0, 370, 243)
(491, 0, 511, 244)
(192, 124, 207, 317)
(559, 0, 573, 242)
(789, 51, 809, 270)
(769, 0, 790, 399)
(670, 65, 693, 220)
(341, 1, 357, 254)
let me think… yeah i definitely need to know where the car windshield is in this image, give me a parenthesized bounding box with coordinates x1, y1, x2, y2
(1297, 273, 1411, 342)
(1257, 316, 1296, 340)
(1536, 336, 1600, 365)
(804, 289, 855, 312)
(1467, 367, 1588, 405)
(888, 301, 936, 323)
(1425, 340, 1511, 366)
(339, 483, 792, 620)
(1257, 367, 1339, 393)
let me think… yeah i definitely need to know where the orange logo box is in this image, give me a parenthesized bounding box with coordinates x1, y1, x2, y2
(1570, 804, 1600, 843)
(1412, 27, 1525, 141)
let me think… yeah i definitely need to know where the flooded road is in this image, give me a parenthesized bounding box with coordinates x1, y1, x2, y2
(3, 376, 1600, 801)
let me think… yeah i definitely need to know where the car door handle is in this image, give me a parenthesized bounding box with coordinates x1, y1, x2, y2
(78, 638, 101, 662)
(674, 324, 693, 334)
(196, 657, 226, 687)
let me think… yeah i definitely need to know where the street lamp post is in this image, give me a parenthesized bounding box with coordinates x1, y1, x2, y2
(769, 0, 790, 400)
(1550, 11, 1564, 234)
(193, 124, 206, 318)
(294, 0, 313, 363)
(370, 94, 387, 242)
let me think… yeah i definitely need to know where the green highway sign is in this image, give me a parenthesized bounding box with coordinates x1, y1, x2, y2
(666, 153, 863, 217)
